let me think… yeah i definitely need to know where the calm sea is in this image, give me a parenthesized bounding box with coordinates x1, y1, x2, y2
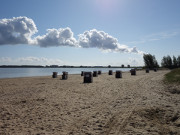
(0, 68, 131, 79)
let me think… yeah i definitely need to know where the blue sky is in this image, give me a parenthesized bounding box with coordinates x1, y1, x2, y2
(0, 0, 180, 66)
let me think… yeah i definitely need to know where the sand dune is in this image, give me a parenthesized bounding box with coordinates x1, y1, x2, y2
(0, 70, 180, 135)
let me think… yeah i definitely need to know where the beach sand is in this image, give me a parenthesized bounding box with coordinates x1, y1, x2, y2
(0, 70, 180, 135)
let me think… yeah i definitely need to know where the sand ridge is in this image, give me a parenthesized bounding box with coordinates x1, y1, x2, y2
(0, 70, 180, 135)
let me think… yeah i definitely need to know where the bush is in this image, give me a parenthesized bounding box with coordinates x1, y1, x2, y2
(164, 68, 180, 84)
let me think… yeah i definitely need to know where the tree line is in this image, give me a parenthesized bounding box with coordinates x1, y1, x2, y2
(143, 54, 180, 69)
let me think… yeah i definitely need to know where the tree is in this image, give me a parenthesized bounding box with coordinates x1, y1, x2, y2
(167, 55, 173, 69)
(153, 55, 159, 68)
(177, 56, 180, 68)
(161, 56, 168, 68)
(143, 54, 158, 69)
(173, 56, 178, 68)
(161, 55, 173, 69)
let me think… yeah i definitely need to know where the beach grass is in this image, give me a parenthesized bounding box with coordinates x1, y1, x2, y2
(164, 68, 180, 84)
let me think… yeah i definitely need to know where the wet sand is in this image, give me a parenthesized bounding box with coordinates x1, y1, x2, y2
(0, 70, 180, 135)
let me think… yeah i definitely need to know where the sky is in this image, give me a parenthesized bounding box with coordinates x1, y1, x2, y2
(0, 0, 180, 66)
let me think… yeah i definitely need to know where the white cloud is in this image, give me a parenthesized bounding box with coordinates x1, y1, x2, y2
(0, 16, 37, 45)
(78, 29, 119, 50)
(130, 46, 144, 55)
(78, 29, 144, 54)
(35, 27, 78, 47)
(0, 57, 64, 65)
(0, 17, 144, 54)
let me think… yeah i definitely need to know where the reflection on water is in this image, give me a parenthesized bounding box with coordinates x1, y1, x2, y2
(0, 68, 131, 79)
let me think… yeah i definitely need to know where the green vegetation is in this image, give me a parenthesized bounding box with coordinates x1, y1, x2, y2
(143, 54, 180, 70)
(161, 55, 180, 69)
(164, 68, 180, 84)
(143, 54, 159, 69)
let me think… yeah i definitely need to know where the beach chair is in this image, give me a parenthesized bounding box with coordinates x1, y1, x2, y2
(52, 72, 58, 78)
(130, 69, 136, 75)
(109, 70, 113, 75)
(116, 70, 122, 78)
(93, 71, 98, 77)
(84, 72, 93, 83)
(62, 72, 68, 80)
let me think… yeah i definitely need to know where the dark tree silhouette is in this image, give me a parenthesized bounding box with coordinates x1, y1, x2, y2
(177, 56, 180, 68)
(161, 55, 173, 69)
(173, 56, 178, 68)
(143, 54, 159, 69)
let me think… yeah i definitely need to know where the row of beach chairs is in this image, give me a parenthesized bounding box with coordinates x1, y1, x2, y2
(52, 68, 157, 83)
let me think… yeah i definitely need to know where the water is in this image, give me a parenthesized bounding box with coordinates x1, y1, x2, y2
(0, 68, 131, 79)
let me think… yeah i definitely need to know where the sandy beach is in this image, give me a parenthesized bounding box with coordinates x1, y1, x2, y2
(0, 70, 180, 135)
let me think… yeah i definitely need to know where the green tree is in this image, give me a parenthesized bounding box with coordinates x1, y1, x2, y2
(167, 55, 173, 69)
(161, 56, 168, 68)
(161, 55, 173, 69)
(177, 56, 180, 68)
(143, 54, 158, 69)
(173, 56, 178, 68)
(153, 55, 159, 68)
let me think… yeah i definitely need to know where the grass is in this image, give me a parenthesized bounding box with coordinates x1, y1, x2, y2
(164, 68, 180, 84)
